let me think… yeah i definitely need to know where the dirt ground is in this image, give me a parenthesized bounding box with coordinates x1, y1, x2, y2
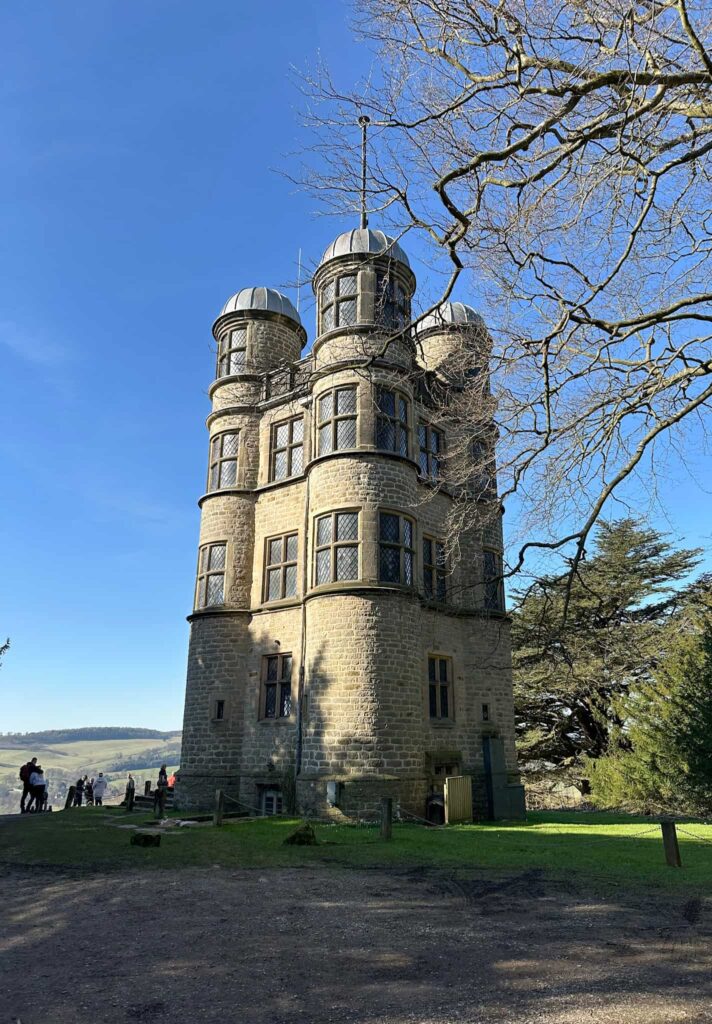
(1, 864, 711, 1024)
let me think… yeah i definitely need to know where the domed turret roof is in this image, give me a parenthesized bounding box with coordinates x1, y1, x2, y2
(217, 287, 302, 326)
(319, 228, 410, 269)
(417, 301, 484, 334)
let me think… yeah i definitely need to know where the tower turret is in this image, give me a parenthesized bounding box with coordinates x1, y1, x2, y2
(178, 285, 303, 810)
(416, 300, 486, 376)
(312, 228, 416, 370)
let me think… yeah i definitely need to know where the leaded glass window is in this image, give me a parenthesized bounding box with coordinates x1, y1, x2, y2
(320, 273, 359, 333)
(207, 431, 239, 490)
(314, 510, 360, 585)
(264, 533, 298, 602)
(270, 416, 304, 481)
(262, 654, 292, 719)
(418, 423, 444, 481)
(217, 326, 247, 378)
(375, 273, 408, 330)
(317, 387, 357, 456)
(428, 656, 453, 721)
(483, 548, 505, 612)
(378, 512, 415, 585)
(195, 542, 227, 609)
(471, 437, 496, 497)
(423, 537, 447, 602)
(375, 387, 409, 457)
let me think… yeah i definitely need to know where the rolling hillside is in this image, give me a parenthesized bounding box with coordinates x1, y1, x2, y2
(0, 728, 182, 813)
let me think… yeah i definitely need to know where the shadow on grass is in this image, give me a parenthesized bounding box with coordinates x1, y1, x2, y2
(0, 807, 710, 893)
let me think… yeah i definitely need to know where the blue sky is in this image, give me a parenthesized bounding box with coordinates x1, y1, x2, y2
(1, 2, 710, 733)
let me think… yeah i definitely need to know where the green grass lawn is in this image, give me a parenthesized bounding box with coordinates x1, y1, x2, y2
(1, 807, 710, 892)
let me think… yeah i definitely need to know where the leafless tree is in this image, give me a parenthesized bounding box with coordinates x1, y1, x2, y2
(299, 0, 712, 585)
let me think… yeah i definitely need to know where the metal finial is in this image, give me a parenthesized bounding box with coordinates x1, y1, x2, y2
(358, 115, 370, 230)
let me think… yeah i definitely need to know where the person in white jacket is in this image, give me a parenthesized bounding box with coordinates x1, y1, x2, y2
(28, 768, 47, 812)
(93, 773, 108, 806)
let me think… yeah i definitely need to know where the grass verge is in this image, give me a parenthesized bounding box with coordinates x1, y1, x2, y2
(0, 807, 710, 892)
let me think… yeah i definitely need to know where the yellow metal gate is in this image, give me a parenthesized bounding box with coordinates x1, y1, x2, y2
(444, 775, 473, 824)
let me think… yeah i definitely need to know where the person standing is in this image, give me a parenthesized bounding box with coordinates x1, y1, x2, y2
(28, 766, 46, 813)
(124, 773, 136, 807)
(153, 764, 168, 813)
(73, 776, 85, 807)
(19, 757, 38, 813)
(85, 778, 94, 806)
(93, 773, 108, 806)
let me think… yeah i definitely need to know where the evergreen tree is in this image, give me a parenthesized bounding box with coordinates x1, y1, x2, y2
(588, 594, 712, 815)
(512, 520, 701, 783)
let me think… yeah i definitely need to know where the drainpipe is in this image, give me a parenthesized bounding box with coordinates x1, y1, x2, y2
(295, 400, 312, 783)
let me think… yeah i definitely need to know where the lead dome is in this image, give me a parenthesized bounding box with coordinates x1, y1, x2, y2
(418, 301, 484, 334)
(319, 228, 410, 269)
(217, 287, 302, 326)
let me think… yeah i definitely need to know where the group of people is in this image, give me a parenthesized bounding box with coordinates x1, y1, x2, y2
(19, 757, 49, 813)
(72, 773, 109, 806)
(19, 757, 178, 814)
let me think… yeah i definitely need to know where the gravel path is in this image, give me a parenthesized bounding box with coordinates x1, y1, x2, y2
(1, 865, 711, 1023)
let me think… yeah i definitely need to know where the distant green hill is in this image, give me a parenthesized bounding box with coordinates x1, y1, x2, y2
(0, 727, 177, 746)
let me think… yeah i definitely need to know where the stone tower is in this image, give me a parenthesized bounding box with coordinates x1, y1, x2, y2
(176, 229, 523, 820)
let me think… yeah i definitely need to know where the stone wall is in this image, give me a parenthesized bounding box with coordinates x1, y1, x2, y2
(176, 289, 518, 817)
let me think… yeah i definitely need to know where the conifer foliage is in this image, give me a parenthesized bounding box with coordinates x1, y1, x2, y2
(587, 592, 712, 816)
(512, 520, 701, 784)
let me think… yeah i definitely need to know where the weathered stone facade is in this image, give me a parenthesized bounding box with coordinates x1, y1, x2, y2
(176, 232, 521, 819)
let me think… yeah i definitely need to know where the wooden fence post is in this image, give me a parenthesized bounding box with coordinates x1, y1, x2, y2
(64, 785, 76, 811)
(380, 797, 393, 840)
(660, 819, 682, 868)
(213, 789, 225, 827)
(144, 780, 152, 797)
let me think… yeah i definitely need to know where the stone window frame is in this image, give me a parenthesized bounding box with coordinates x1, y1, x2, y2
(313, 508, 361, 586)
(263, 532, 299, 603)
(483, 548, 505, 612)
(320, 272, 359, 333)
(418, 422, 444, 482)
(471, 436, 496, 497)
(207, 430, 240, 491)
(213, 699, 226, 721)
(423, 535, 447, 602)
(375, 271, 409, 330)
(375, 387, 410, 458)
(261, 788, 283, 814)
(195, 541, 227, 609)
(316, 385, 358, 456)
(216, 324, 248, 378)
(378, 510, 416, 587)
(427, 655, 454, 722)
(270, 415, 304, 481)
(260, 653, 293, 720)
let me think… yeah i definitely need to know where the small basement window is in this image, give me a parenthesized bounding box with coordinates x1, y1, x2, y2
(262, 789, 283, 816)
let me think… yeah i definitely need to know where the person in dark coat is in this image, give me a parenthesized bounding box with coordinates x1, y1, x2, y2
(153, 765, 168, 811)
(73, 776, 86, 807)
(19, 757, 38, 813)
